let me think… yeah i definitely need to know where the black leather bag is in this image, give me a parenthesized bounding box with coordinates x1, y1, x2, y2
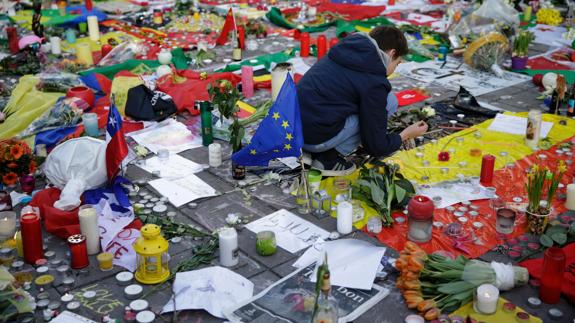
(125, 85, 177, 121)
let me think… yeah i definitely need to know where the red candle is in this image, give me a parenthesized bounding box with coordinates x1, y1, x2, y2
(101, 44, 113, 58)
(407, 195, 435, 220)
(388, 0, 395, 5)
(20, 207, 43, 264)
(6, 27, 19, 55)
(317, 35, 327, 60)
(85, 0, 93, 11)
(480, 154, 495, 186)
(237, 26, 245, 50)
(68, 234, 89, 269)
(300, 32, 310, 57)
(328, 37, 339, 49)
(539, 247, 565, 304)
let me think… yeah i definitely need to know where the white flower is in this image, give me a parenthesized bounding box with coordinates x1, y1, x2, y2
(422, 106, 436, 117)
(226, 213, 240, 225)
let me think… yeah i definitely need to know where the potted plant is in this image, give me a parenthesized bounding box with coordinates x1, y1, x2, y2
(525, 160, 566, 234)
(511, 30, 534, 70)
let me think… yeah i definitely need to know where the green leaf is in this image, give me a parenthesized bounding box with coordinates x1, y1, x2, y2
(395, 184, 406, 204)
(540, 234, 554, 247)
(437, 281, 475, 294)
(551, 232, 567, 245)
(546, 225, 567, 236)
(370, 182, 385, 205)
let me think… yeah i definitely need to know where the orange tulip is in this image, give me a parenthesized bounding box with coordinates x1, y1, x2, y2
(405, 241, 424, 254)
(402, 290, 422, 298)
(401, 270, 419, 281)
(396, 278, 404, 290)
(2, 172, 18, 186)
(417, 299, 436, 313)
(405, 295, 424, 309)
(407, 256, 425, 273)
(424, 308, 440, 320)
(403, 280, 421, 290)
(395, 258, 407, 270)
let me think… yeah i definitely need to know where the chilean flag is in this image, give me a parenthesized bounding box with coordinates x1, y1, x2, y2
(106, 104, 129, 181)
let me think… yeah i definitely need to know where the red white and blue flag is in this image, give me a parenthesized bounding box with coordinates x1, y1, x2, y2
(106, 104, 129, 181)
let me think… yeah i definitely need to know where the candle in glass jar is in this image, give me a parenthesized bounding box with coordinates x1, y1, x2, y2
(87, 15, 100, 42)
(0, 211, 17, 241)
(20, 207, 43, 264)
(300, 32, 310, 57)
(566, 184, 575, 210)
(219, 227, 238, 267)
(475, 284, 499, 314)
(208, 143, 222, 168)
(480, 155, 495, 186)
(67, 234, 89, 269)
(336, 201, 353, 235)
(496, 208, 516, 234)
(317, 35, 327, 60)
(78, 205, 100, 255)
(241, 65, 254, 98)
(97, 252, 114, 271)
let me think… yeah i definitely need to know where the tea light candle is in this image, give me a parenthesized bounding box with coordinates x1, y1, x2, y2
(61, 293, 74, 303)
(527, 297, 541, 308)
(67, 301, 81, 311)
(78, 205, 100, 255)
(337, 201, 353, 235)
(97, 252, 113, 271)
(218, 227, 239, 267)
(62, 277, 75, 288)
(124, 284, 143, 300)
(475, 284, 499, 314)
(405, 314, 425, 323)
(116, 271, 134, 286)
(208, 143, 222, 167)
(130, 299, 149, 312)
(87, 15, 100, 41)
(566, 184, 575, 210)
(0, 211, 17, 241)
(256, 231, 277, 256)
(136, 310, 155, 323)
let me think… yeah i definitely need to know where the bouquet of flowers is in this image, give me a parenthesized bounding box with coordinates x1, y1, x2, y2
(0, 140, 36, 187)
(396, 242, 528, 320)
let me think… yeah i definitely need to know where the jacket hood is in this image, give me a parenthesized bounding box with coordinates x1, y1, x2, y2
(328, 33, 388, 75)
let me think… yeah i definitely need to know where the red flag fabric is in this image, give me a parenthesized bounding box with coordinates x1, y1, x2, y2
(216, 8, 236, 46)
(316, 3, 386, 21)
(395, 89, 430, 107)
(105, 104, 129, 181)
(519, 244, 575, 303)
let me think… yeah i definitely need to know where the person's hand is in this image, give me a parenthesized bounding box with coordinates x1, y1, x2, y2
(400, 121, 428, 141)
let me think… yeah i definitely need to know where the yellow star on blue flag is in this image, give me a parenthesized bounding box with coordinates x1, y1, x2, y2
(232, 74, 303, 166)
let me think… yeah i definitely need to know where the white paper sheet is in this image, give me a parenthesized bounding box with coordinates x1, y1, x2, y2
(293, 239, 386, 290)
(530, 25, 570, 46)
(51, 311, 97, 323)
(487, 113, 553, 137)
(416, 183, 495, 209)
(149, 174, 217, 207)
(162, 266, 254, 318)
(137, 154, 204, 179)
(245, 209, 330, 254)
(128, 119, 202, 154)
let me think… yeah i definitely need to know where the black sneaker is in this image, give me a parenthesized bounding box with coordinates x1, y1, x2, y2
(311, 149, 357, 177)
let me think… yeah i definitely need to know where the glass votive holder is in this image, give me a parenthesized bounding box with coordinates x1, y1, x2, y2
(333, 178, 351, 203)
(82, 113, 99, 137)
(0, 211, 17, 241)
(473, 284, 499, 315)
(496, 208, 516, 234)
(367, 216, 383, 234)
(256, 231, 277, 256)
(97, 252, 114, 271)
(485, 187, 497, 198)
(157, 149, 169, 162)
(432, 196, 442, 207)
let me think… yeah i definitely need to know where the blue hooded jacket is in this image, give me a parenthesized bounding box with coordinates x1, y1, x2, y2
(297, 33, 401, 157)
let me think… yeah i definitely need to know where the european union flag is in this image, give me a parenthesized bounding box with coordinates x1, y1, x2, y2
(232, 74, 303, 166)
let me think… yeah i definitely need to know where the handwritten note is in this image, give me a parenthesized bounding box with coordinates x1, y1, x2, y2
(137, 154, 204, 179)
(149, 174, 217, 207)
(487, 113, 553, 137)
(128, 119, 202, 154)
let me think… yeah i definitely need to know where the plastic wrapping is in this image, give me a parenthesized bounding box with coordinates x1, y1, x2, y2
(461, 260, 528, 291)
(44, 137, 107, 210)
(97, 41, 145, 67)
(449, 0, 519, 37)
(18, 97, 88, 139)
(35, 72, 83, 93)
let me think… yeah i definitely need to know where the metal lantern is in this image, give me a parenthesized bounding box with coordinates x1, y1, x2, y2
(133, 224, 169, 284)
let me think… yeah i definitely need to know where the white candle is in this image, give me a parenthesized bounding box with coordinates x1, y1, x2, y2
(87, 15, 100, 42)
(0, 211, 17, 241)
(405, 315, 425, 323)
(50, 36, 61, 55)
(337, 201, 353, 235)
(208, 143, 222, 168)
(475, 284, 499, 314)
(566, 184, 575, 210)
(78, 205, 100, 255)
(218, 227, 238, 267)
(60, 293, 74, 303)
(271, 63, 293, 102)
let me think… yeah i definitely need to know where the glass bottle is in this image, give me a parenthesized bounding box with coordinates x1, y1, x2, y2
(312, 268, 338, 323)
(296, 172, 310, 214)
(539, 247, 566, 304)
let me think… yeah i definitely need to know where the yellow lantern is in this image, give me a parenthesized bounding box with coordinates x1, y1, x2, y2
(133, 224, 170, 284)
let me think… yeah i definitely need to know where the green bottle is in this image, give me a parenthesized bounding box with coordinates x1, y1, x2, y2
(199, 101, 213, 147)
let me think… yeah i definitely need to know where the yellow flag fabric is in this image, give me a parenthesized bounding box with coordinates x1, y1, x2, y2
(61, 32, 138, 52)
(0, 76, 62, 141)
(109, 76, 143, 116)
(451, 297, 542, 322)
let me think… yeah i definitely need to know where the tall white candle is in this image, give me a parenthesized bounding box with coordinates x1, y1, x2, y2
(566, 184, 575, 210)
(209, 143, 222, 168)
(50, 36, 61, 55)
(87, 15, 100, 42)
(475, 284, 499, 314)
(0, 211, 17, 241)
(78, 205, 100, 255)
(337, 201, 353, 235)
(218, 227, 238, 267)
(271, 63, 293, 102)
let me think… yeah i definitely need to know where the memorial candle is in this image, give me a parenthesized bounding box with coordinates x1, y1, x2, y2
(87, 16, 100, 42)
(300, 32, 310, 57)
(76, 43, 94, 66)
(85, 0, 93, 11)
(20, 207, 43, 264)
(241, 65, 254, 98)
(68, 234, 89, 269)
(474, 284, 499, 314)
(78, 205, 100, 255)
(0, 211, 16, 241)
(566, 184, 575, 210)
(480, 154, 495, 186)
(218, 227, 238, 267)
(316, 35, 327, 60)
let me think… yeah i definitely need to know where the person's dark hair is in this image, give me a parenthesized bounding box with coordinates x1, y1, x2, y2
(369, 26, 408, 59)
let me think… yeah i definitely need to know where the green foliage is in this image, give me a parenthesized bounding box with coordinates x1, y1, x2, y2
(513, 31, 535, 57)
(352, 161, 415, 226)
